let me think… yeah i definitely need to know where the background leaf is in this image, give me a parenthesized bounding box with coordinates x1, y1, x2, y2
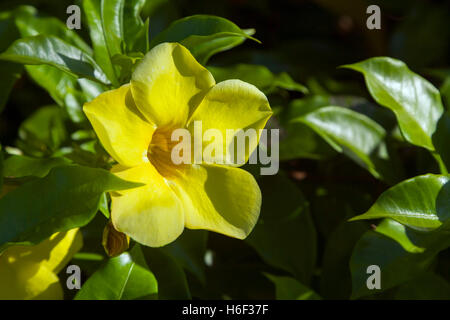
(266, 274, 321, 300)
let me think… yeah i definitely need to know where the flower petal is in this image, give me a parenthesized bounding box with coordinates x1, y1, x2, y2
(171, 164, 261, 239)
(131, 42, 215, 127)
(187, 80, 272, 165)
(0, 229, 81, 300)
(83, 84, 155, 167)
(111, 163, 184, 247)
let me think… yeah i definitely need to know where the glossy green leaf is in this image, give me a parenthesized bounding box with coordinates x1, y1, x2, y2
(246, 173, 317, 285)
(14, 5, 92, 55)
(141, 247, 191, 299)
(266, 274, 321, 300)
(208, 64, 307, 94)
(343, 57, 444, 151)
(150, 15, 258, 64)
(0, 35, 110, 84)
(76, 244, 158, 300)
(82, 0, 118, 85)
(0, 165, 141, 252)
(294, 106, 395, 181)
(3, 155, 71, 178)
(350, 174, 450, 230)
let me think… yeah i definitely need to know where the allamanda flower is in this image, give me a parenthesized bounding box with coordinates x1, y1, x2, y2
(84, 42, 272, 247)
(0, 229, 82, 299)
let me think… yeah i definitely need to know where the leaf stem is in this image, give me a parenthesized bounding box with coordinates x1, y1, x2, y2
(432, 152, 448, 175)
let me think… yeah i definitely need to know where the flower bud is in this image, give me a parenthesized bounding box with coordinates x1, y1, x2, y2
(102, 220, 130, 257)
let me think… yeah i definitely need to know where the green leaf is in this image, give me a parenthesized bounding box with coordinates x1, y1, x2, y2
(161, 230, 208, 285)
(0, 165, 141, 252)
(76, 244, 158, 300)
(141, 246, 191, 299)
(350, 174, 450, 230)
(0, 11, 23, 113)
(343, 57, 444, 151)
(246, 173, 317, 285)
(433, 111, 450, 173)
(294, 106, 395, 181)
(3, 155, 71, 178)
(101, 0, 149, 57)
(395, 273, 450, 300)
(14, 5, 92, 55)
(150, 15, 258, 64)
(82, 0, 118, 85)
(208, 64, 307, 94)
(349, 218, 450, 299)
(18, 105, 67, 155)
(320, 220, 368, 299)
(0, 35, 110, 85)
(265, 274, 321, 300)
(0, 144, 3, 192)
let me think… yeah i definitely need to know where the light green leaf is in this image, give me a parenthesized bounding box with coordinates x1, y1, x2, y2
(76, 244, 158, 300)
(3, 155, 71, 178)
(150, 15, 258, 64)
(246, 173, 317, 285)
(350, 174, 450, 230)
(294, 106, 395, 181)
(343, 57, 444, 151)
(0, 165, 142, 252)
(0, 35, 110, 84)
(208, 64, 307, 94)
(266, 274, 321, 300)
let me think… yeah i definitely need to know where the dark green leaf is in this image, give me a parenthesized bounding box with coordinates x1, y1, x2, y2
(0, 165, 141, 252)
(394, 273, 450, 300)
(161, 230, 208, 284)
(266, 274, 321, 300)
(246, 173, 317, 285)
(141, 246, 191, 299)
(76, 244, 158, 300)
(343, 57, 444, 151)
(350, 218, 450, 299)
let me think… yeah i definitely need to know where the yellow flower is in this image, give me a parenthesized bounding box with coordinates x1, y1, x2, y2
(0, 229, 82, 300)
(83, 42, 272, 247)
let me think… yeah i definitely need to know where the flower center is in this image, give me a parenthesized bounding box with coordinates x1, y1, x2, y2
(147, 126, 186, 178)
